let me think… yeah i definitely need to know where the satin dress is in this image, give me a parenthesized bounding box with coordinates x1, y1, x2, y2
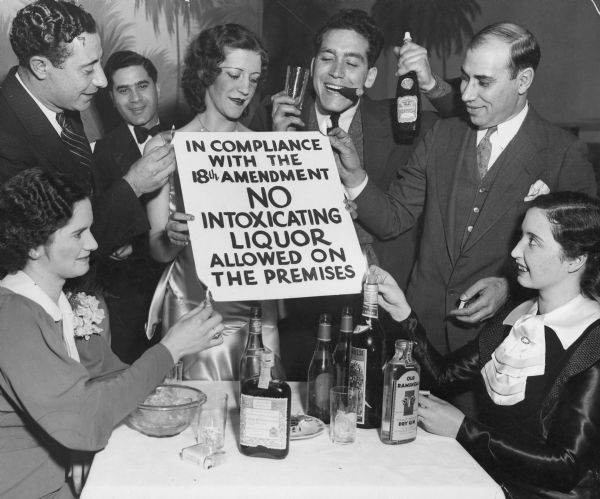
(146, 139, 279, 380)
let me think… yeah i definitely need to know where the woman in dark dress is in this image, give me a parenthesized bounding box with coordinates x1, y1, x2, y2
(373, 192, 600, 498)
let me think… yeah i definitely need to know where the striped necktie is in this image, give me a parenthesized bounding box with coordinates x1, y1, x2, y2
(476, 126, 497, 179)
(56, 112, 93, 169)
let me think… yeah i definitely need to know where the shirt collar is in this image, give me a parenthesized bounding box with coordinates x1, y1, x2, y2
(314, 100, 360, 134)
(476, 102, 529, 149)
(127, 122, 160, 154)
(503, 293, 600, 349)
(15, 71, 62, 137)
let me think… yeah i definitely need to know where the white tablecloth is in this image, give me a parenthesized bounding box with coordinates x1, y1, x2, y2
(81, 381, 504, 499)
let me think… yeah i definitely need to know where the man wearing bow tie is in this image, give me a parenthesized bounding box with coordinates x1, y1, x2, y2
(93, 50, 167, 363)
(334, 22, 596, 355)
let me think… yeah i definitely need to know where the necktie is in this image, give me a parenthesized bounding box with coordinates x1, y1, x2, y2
(56, 112, 92, 169)
(134, 124, 161, 144)
(476, 126, 497, 179)
(327, 112, 341, 133)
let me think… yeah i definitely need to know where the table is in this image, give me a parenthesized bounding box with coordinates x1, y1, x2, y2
(81, 381, 504, 499)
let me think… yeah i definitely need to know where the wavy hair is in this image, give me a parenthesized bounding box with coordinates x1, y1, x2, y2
(10, 0, 96, 68)
(313, 9, 384, 68)
(181, 23, 268, 115)
(0, 168, 89, 277)
(530, 191, 600, 300)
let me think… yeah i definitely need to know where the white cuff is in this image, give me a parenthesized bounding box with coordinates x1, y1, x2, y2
(345, 174, 369, 200)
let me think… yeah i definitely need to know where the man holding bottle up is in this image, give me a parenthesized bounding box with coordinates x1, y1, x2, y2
(252, 11, 440, 347)
(333, 22, 596, 356)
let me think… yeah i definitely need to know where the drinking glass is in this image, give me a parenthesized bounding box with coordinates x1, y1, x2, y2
(164, 360, 183, 384)
(194, 392, 228, 451)
(330, 386, 358, 444)
(285, 65, 311, 110)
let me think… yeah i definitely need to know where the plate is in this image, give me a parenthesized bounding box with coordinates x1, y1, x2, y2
(290, 414, 326, 440)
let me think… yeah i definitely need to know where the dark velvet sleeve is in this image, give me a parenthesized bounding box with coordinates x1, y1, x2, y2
(457, 363, 600, 491)
(390, 310, 481, 396)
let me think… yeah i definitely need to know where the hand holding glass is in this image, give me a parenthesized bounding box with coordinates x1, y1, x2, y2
(285, 65, 310, 111)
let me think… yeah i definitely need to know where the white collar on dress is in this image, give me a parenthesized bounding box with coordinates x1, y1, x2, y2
(0, 271, 80, 361)
(482, 294, 600, 406)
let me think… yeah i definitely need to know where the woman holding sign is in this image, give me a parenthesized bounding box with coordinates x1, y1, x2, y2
(145, 24, 281, 380)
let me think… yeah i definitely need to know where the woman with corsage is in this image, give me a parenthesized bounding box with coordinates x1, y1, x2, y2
(0, 169, 224, 498)
(373, 191, 600, 498)
(146, 24, 280, 380)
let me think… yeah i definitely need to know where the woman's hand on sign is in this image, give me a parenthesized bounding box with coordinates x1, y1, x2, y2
(328, 128, 366, 188)
(166, 211, 194, 246)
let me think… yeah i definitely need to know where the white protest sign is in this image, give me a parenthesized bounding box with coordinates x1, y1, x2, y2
(172, 131, 366, 301)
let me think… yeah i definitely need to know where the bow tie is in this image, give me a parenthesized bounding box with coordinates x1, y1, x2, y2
(133, 124, 160, 144)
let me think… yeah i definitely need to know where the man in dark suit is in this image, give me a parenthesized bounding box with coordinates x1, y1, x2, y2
(251, 9, 439, 373)
(93, 51, 166, 363)
(252, 9, 438, 294)
(335, 22, 597, 354)
(0, 0, 174, 261)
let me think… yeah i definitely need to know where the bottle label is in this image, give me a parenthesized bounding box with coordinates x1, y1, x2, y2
(390, 370, 420, 441)
(400, 77, 415, 90)
(349, 346, 367, 424)
(362, 285, 379, 319)
(240, 395, 288, 449)
(397, 95, 418, 123)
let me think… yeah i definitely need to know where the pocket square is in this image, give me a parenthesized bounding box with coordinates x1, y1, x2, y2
(524, 180, 550, 202)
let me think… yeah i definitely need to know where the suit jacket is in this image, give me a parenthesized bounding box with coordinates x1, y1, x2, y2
(0, 67, 149, 258)
(356, 108, 597, 352)
(250, 92, 439, 289)
(395, 304, 600, 498)
(93, 122, 165, 363)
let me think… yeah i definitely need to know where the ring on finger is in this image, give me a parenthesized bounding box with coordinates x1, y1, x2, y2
(210, 326, 223, 340)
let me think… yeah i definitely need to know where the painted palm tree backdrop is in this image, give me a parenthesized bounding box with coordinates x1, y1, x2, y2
(371, 0, 480, 78)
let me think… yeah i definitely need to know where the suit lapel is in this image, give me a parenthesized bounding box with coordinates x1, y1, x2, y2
(112, 122, 141, 175)
(2, 68, 87, 182)
(361, 97, 393, 183)
(461, 110, 546, 253)
(437, 122, 475, 266)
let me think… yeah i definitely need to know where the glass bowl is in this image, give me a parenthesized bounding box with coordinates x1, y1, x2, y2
(126, 384, 206, 437)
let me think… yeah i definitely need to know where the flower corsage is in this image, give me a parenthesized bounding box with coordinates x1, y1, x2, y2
(67, 292, 105, 340)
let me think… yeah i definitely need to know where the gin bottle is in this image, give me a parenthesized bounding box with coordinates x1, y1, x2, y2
(380, 340, 420, 444)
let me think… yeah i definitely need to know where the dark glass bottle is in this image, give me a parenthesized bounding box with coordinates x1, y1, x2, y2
(239, 351, 291, 459)
(380, 340, 420, 444)
(349, 276, 386, 429)
(239, 306, 264, 395)
(307, 313, 336, 423)
(394, 32, 421, 143)
(333, 306, 354, 387)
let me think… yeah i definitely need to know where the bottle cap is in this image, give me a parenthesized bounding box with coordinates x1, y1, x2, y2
(403, 32, 412, 44)
(317, 313, 332, 340)
(340, 307, 354, 333)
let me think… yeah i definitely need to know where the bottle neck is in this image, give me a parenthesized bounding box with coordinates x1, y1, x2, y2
(246, 330, 264, 350)
(362, 283, 379, 319)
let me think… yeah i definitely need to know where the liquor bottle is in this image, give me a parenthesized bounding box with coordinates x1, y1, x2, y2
(380, 340, 420, 444)
(239, 351, 291, 459)
(394, 31, 420, 143)
(239, 306, 264, 395)
(239, 306, 286, 399)
(349, 275, 386, 429)
(333, 306, 354, 387)
(306, 313, 336, 423)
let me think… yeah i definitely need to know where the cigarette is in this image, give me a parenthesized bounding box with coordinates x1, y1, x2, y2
(458, 300, 467, 310)
(334, 86, 364, 99)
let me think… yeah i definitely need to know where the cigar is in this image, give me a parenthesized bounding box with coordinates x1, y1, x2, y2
(333, 86, 364, 99)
